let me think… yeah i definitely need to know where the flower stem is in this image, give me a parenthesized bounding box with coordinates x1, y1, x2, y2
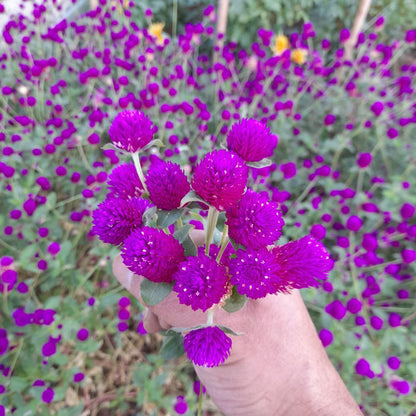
(216, 225, 229, 263)
(207, 309, 214, 326)
(205, 206, 219, 255)
(131, 151, 148, 194)
(197, 380, 203, 416)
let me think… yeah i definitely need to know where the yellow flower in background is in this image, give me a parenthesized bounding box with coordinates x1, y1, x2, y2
(271, 34, 289, 55)
(291, 48, 307, 64)
(148, 22, 165, 45)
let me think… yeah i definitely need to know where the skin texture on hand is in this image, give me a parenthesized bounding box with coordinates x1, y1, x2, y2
(112, 233, 363, 416)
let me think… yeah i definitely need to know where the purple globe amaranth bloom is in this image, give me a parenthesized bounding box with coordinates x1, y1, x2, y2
(226, 189, 284, 249)
(108, 110, 155, 153)
(146, 159, 190, 210)
(370, 101, 384, 117)
(357, 153, 372, 168)
(192, 150, 248, 211)
(226, 118, 278, 162)
(92, 197, 150, 245)
(174, 251, 229, 311)
(122, 227, 185, 283)
(319, 328, 333, 347)
(355, 358, 374, 378)
(229, 247, 286, 299)
(271, 235, 334, 289)
(107, 162, 144, 199)
(400, 203, 415, 219)
(183, 326, 232, 367)
(387, 356, 401, 370)
(325, 300, 347, 320)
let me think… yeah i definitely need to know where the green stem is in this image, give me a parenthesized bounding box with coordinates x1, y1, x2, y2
(206, 310, 214, 326)
(172, 0, 178, 39)
(131, 151, 148, 194)
(176, 217, 183, 229)
(205, 206, 219, 255)
(216, 225, 229, 263)
(287, 178, 318, 214)
(197, 379, 204, 416)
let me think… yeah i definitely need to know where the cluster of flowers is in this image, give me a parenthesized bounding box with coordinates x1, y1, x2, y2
(92, 109, 334, 367)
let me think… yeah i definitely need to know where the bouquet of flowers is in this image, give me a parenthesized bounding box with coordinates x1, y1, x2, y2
(92, 109, 333, 367)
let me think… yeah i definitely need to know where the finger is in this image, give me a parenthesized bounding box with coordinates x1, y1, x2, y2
(142, 309, 164, 333)
(112, 253, 144, 302)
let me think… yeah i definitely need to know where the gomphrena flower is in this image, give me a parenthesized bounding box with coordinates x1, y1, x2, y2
(183, 326, 232, 367)
(229, 247, 285, 299)
(226, 118, 278, 162)
(192, 150, 248, 211)
(108, 110, 155, 153)
(173, 251, 229, 311)
(271, 235, 334, 288)
(226, 189, 284, 249)
(92, 197, 150, 245)
(122, 227, 185, 283)
(107, 162, 144, 199)
(146, 158, 190, 210)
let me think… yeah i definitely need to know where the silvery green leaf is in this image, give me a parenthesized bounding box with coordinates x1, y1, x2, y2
(180, 190, 207, 207)
(157, 208, 184, 228)
(142, 138, 164, 152)
(245, 158, 272, 169)
(141, 279, 173, 306)
(222, 287, 247, 313)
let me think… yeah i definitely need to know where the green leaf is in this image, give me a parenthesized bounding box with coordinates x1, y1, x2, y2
(160, 332, 185, 361)
(217, 325, 243, 336)
(180, 190, 207, 207)
(245, 158, 272, 169)
(143, 205, 157, 226)
(222, 287, 247, 313)
(9, 377, 27, 393)
(142, 138, 164, 151)
(181, 234, 197, 257)
(55, 403, 84, 416)
(173, 223, 194, 243)
(76, 339, 102, 353)
(141, 279, 173, 306)
(157, 208, 184, 228)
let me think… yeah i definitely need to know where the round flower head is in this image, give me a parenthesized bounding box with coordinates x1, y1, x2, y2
(229, 247, 286, 299)
(226, 189, 284, 249)
(183, 326, 232, 367)
(226, 118, 277, 162)
(107, 162, 144, 199)
(109, 110, 155, 153)
(122, 227, 185, 283)
(146, 158, 190, 210)
(192, 150, 248, 211)
(271, 235, 334, 288)
(174, 251, 229, 311)
(92, 197, 150, 245)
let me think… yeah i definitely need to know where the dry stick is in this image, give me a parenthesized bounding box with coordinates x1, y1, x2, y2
(344, 0, 372, 61)
(213, 0, 229, 63)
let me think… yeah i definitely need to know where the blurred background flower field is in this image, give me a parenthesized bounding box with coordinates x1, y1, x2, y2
(0, 0, 416, 414)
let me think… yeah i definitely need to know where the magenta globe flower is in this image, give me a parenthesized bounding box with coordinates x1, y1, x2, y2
(183, 326, 232, 367)
(226, 189, 284, 249)
(92, 197, 150, 245)
(146, 159, 190, 210)
(226, 118, 278, 162)
(107, 162, 144, 199)
(173, 251, 229, 311)
(122, 227, 185, 283)
(271, 235, 334, 288)
(229, 247, 284, 299)
(192, 149, 248, 210)
(109, 110, 155, 153)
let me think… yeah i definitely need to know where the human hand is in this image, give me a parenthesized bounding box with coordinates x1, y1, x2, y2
(112, 232, 362, 416)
